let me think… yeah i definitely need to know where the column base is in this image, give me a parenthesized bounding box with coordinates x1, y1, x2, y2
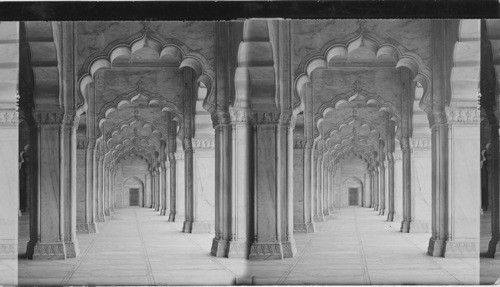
(373, 204, 379, 211)
(104, 210, 111, 216)
(95, 213, 106, 222)
(386, 211, 394, 222)
(486, 238, 499, 258)
(77, 223, 91, 234)
(313, 213, 324, 222)
(211, 238, 248, 258)
(249, 240, 296, 260)
(65, 240, 80, 258)
(400, 220, 411, 233)
(378, 208, 385, 216)
(155, 206, 160, 212)
(443, 239, 479, 258)
(167, 212, 176, 222)
(160, 209, 166, 216)
(427, 237, 445, 257)
(0, 240, 16, 259)
(191, 220, 214, 233)
(323, 209, 330, 216)
(182, 220, 192, 233)
(32, 242, 67, 260)
(408, 220, 431, 233)
(293, 222, 316, 233)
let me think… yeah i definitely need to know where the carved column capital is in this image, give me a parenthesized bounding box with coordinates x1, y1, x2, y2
(77, 140, 89, 150)
(174, 152, 185, 160)
(252, 112, 280, 125)
(183, 138, 193, 151)
(211, 111, 230, 127)
(400, 138, 411, 151)
(229, 108, 251, 123)
(293, 139, 307, 150)
(33, 111, 67, 126)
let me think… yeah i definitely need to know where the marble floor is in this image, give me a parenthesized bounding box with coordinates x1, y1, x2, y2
(480, 210, 500, 285)
(18, 206, 480, 285)
(243, 207, 479, 285)
(18, 207, 246, 285)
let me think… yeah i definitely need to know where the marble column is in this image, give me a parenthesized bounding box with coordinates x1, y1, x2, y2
(365, 172, 372, 208)
(314, 154, 325, 222)
(154, 168, 160, 212)
(323, 164, 330, 216)
(248, 112, 295, 260)
(487, 122, 500, 257)
(182, 138, 195, 232)
(84, 144, 97, 232)
(103, 164, 110, 217)
(378, 151, 386, 215)
(373, 165, 379, 211)
(311, 151, 318, 221)
(76, 141, 89, 233)
(96, 156, 106, 222)
(409, 138, 432, 232)
(211, 112, 250, 257)
(428, 108, 480, 257)
(400, 138, 412, 232)
(189, 137, 216, 232)
(175, 152, 186, 221)
(293, 142, 315, 233)
(110, 170, 115, 212)
(28, 112, 80, 260)
(330, 172, 336, 211)
(387, 153, 395, 221)
(393, 149, 403, 222)
(167, 122, 177, 222)
(159, 164, 166, 216)
(145, 173, 152, 208)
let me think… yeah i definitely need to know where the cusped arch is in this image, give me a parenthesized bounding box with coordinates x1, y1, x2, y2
(294, 30, 432, 115)
(77, 30, 216, 115)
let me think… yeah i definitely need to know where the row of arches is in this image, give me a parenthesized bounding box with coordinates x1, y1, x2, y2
(11, 20, 481, 263)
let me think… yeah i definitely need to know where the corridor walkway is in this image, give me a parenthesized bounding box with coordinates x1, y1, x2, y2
(18, 207, 245, 285)
(245, 207, 479, 285)
(480, 210, 500, 284)
(18, 207, 479, 285)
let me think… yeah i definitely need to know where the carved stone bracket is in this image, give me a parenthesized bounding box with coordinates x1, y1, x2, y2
(211, 112, 230, 128)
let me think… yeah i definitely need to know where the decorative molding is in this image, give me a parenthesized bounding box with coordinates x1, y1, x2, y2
(33, 111, 67, 125)
(444, 240, 478, 258)
(229, 109, 251, 123)
(192, 137, 215, 149)
(410, 138, 431, 150)
(0, 243, 16, 259)
(294, 139, 307, 150)
(174, 152, 185, 160)
(293, 223, 315, 233)
(211, 112, 230, 127)
(249, 242, 294, 259)
(77, 140, 89, 150)
(393, 152, 403, 161)
(252, 112, 280, 125)
(0, 110, 18, 126)
(33, 242, 66, 259)
(445, 107, 480, 124)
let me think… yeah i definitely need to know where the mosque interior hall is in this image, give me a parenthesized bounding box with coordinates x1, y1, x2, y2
(0, 19, 496, 285)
